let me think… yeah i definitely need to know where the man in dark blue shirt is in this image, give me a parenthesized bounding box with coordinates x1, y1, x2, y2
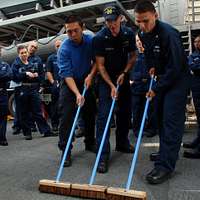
(27, 41, 44, 132)
(57, 15, 97, 167)
(28, 41, 43, 71)
(93, 4, 137, 173)
(134, 0, 190, 184)
(183, 35, 200, 158)
(46, 39, 62, 133)
(0, 47, 12, 146)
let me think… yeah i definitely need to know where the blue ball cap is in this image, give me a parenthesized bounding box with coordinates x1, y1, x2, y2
(103, 4, 121, 21)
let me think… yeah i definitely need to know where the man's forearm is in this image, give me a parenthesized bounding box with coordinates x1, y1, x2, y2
(46, 72, 54, 84)
(124, 51, 137, 73)
(64, 77, 80, 96)
(96, 56, 114, 88)
(88, 63, 97, 79)
(98, 65, 114, 88)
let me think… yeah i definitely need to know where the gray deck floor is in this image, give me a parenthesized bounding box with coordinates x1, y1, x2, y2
(0, 122, 200, 200)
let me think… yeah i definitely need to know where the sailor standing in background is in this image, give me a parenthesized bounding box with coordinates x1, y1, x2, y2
(183, 35, 200, 158)
(46, 39, 62, 133)
(0, 47, 13, 146)
(130, 34, 149, 138)
(12, 45, 53, 140)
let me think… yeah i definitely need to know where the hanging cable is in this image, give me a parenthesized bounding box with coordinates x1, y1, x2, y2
(2, 24, 62, 51)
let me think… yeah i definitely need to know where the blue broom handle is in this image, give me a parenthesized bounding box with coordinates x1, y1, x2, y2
(126, 76, 154, 190)
(56, 86, 87, 182)
(89, 85, 119, 185)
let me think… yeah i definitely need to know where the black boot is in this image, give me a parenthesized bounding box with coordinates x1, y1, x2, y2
(97, 155, 109, 174)
(61, 152, 72, 167)
(146, 168, 172, 184)
(12, 127, 21, 135)
(150, 152, 160, 161)
(0, 140, 8, 146)
(183, 146, 200, 159)
(52, 126, 58, 132)
(183, 137, 200, 149)
(43, 131, 56, 137)
(25, 135, 32, 140)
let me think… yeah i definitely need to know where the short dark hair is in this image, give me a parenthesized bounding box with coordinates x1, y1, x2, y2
(17, 45, 27, 53)
(64, 15, 83, 27)
(134, 0, 156, 13)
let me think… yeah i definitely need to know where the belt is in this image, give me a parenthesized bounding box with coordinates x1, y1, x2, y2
(22, 83, 39, 86)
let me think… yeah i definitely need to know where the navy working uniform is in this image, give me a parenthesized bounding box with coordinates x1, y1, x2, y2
(0, 60, 12, 145)
(188, 51, 200, 140)
(139, 20, 190, 172)
(28, 54, 43, 68)
(57, 33, 96, 157)
(12, 57, 51, 139)
(46, 53, 60, 130)
(182, 49, 200, 158)
(130, 52, 149, 137)
(93, 25, 136, 162)
(12, 55, 42, 133)
(28, 54, 49, 130)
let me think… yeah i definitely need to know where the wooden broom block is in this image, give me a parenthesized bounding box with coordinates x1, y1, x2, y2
(71, 183, 107, 199)
(106, 187, 147, 200)
(39, 179, 71, 196)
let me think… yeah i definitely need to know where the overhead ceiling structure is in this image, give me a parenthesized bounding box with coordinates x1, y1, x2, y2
(0, 0, 157, 46)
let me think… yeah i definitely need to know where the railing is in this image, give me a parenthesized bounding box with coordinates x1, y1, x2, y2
(186, 0, 200, 23)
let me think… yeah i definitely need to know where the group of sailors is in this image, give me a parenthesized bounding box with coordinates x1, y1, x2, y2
(0, 0, 200, 185)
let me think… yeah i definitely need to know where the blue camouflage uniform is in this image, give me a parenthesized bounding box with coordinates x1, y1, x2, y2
(130, 52, 149, 136)
(93, 25, 136, 160)
(46, 53, 60, 81)
(13, 55, 43, 132)
(46, 53, 60, 129)
(139, 20, 190, 172)
(28, 55, 43, 70)
(188, 50, 200, 140)
(0, 60, 12, 144)
(130, 52, 158, 137)
(12, 56, 51, 137)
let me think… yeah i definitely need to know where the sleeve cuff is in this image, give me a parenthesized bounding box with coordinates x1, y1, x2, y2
(59, 71, 73, 79)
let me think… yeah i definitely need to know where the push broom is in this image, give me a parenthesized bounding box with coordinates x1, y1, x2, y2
(39, 78, 152, 199)
(39, 84, 119, 198)
(70, 85, 120, 199)
(106, 76, 154, 200)
(39, 86, 87, 195)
